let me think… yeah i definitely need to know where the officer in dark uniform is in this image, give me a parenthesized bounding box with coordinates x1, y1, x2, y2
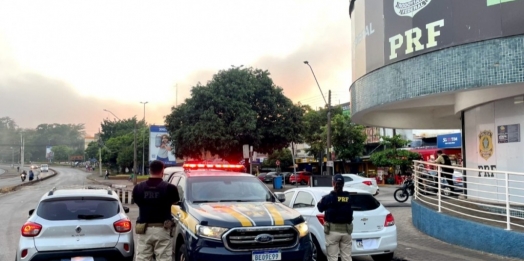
(317, 174, 353, 261)
(133, 160, 180, 261)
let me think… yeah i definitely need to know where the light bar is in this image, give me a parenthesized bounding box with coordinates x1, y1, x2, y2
(183, 163, 245, 171)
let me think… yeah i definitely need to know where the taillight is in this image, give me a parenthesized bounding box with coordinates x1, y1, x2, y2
(316, 214, 325, 225)
(363, 181, 372, 186)
(21, 221, 42, 237)
(384, 213, 395, 227)
(114, 218, 132, 233)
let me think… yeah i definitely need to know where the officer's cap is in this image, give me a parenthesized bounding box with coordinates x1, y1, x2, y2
(333, 174, 344, 183)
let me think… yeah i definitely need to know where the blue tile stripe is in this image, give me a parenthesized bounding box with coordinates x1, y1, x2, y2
(350, 35, 524, 115)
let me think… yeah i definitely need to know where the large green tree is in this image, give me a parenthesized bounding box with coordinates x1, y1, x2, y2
(301, 105, 343, 160)
(165, 66, 304, 161)
(370, 135, 421, 174)
(262, 148, 294, 170)
(331, 114, 367, 166)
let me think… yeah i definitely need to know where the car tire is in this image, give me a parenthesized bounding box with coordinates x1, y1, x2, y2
(371, 252, 394, 261)
(176, 243, 188, 261)
(300, 180, 307, 185)
(442, 186, 452, 197)
(311, 235, 327, 261)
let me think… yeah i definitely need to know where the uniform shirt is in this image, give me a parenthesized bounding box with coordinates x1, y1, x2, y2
(317, 190, 353, 224)
(133, 178, 180, 223)
(435, 155, 445, 164)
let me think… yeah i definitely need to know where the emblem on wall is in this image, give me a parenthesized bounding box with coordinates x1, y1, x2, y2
(478, 130, 494, 160)
(394, 0, 431, 18)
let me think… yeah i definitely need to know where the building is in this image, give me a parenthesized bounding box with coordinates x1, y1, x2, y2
(349, 0, 524, 202)
(84, 136, 96, 149)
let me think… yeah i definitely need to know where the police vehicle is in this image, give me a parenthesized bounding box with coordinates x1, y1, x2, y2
(163, 162, 313, 261)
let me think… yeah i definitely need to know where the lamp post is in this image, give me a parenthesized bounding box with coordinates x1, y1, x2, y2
(304, 61, 333, 176)
(103, 109, 121, 121)
(10, 147, 13, 167)
(140, 101, 148, 175)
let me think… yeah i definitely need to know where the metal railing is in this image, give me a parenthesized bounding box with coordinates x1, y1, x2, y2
(412, 160, 524, 231)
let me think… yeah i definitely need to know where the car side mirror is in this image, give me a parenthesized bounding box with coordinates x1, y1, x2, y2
(28, 209, 34, 216)
(123, 206, 130, 213)
(275, 192, 286, 203)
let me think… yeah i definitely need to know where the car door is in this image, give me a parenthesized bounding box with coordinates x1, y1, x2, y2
(282, 190, 297, 208)
(343, 175, 357, 188)
(170, 175, 183, 221)
(290, 191, 317, 220)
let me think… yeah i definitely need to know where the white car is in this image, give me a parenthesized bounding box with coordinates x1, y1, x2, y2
(282, 187, 397, 261)
(40, 164, 49, 172)
(341, 174, 379, 196)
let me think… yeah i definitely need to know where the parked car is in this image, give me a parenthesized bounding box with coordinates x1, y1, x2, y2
(288, 171, 313, 185)
(17, 185, 134, 261)
(257, 172, 268, 182)
(282, 187, 397, 261)
(263, 172, 284, 183)
(40, 164, 49, 172)
(341, 174, 379, 196)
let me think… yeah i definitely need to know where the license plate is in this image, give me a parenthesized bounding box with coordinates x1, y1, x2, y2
(252, 250, 281, 261)
(69, 257, 94, 261)
(355, 239, 379, 250)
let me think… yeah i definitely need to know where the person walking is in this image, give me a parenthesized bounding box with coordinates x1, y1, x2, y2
(434, 150, 454, 190)
(317, 174, 354, 261)
(132, 160, 180, 261)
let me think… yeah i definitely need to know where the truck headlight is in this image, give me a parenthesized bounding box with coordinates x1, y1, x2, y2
(196, 225, 228, 240)
(294, 222, 309, 238)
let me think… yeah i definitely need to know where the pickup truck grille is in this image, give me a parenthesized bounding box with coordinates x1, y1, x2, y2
(223, 226, 298, 251)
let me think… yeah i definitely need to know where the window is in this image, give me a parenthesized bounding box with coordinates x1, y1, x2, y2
(283, 191, 296, 207)
(188, 176, 274, 203)
(177, 176, 187, 200)
(292, 192, 315, 208)
(343, 176, 353, 182)
(169, 175, 181, 185)
(350, 194, 380, 211)
(37, 198, 120, 221)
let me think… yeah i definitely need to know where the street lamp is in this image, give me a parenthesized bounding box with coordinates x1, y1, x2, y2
(103, 109, 121, 121)
(140, 101, 148, 175)
(10, 147, 13, 167)
(304, 61, 333, 176)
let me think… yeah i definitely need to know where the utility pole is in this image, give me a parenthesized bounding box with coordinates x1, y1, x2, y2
(98, 128, 103, 177)
(133, 120, 138, 185)
(20, 132, 24, 171)
(327, 90, 333, 175)
(140, 101, 148, 175)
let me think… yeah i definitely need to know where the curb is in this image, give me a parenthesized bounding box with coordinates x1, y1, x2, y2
(0, 168, 59, 194)
(86, 176, 130, 189)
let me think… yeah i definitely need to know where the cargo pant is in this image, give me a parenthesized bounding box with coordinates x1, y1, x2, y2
(136, 226, 172, 261)
(324, 223, 352, 261)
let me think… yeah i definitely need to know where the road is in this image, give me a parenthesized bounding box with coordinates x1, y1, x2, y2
(0, 169, 521, 261)
(0, 166, 54, 190)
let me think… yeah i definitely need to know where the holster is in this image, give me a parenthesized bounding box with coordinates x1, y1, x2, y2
(135, 223, 147, 234)
(164, 219, 175, 237)
(323, 223, 330, 235)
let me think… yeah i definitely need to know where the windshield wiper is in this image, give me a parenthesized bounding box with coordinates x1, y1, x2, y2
(218, 199, 261, 202)
(192, 200, 215, 203)
(78, 214, 104, 220)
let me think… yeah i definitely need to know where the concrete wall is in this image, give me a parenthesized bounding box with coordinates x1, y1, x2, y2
(411, 200, 524, 259)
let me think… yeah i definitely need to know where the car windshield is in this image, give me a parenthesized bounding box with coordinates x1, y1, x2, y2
(188, 176, 275, 203)
(37, 198, 120, 221)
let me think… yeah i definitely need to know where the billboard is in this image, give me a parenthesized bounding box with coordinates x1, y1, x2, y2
(149, 125, 177, 165)
(351, 0, 524, 82)
(45, 146, 54, 161)
(437, 133, 462, 148)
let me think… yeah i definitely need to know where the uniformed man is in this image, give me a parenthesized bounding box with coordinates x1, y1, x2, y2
(317, 174, 353, 261)
(133, 160, 180, 261)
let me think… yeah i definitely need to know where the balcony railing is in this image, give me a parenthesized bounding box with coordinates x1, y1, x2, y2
(412, 160, 524, 231)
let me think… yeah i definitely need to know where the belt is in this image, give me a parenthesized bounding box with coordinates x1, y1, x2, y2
(147, 223, 165, 227)
(328, 222, 351, 230)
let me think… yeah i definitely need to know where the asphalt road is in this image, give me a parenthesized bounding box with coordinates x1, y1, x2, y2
(0, 166, 54, 190)
(0, 168, 521, 261)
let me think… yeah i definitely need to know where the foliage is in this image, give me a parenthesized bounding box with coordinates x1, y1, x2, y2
(165, 66, 304, 162)
(302, 105, 340, 160)
(262, 148, 294, 169)
(370, 135, 421, 173)
(331, 114, 367, 162)
(51, 145, 73, 161)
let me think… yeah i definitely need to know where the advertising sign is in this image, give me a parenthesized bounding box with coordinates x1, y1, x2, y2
(45, 146, 54, 161)
(497, 124, 520, 143)
(437, 133, 462, 148)
(350, 0, 524, 82)
(149, 125, 177, 165)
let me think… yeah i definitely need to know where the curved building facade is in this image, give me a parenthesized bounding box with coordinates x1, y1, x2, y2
(350, 0, 524, 199)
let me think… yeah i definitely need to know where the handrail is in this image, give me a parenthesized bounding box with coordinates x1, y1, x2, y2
(413, 160, 524, 231)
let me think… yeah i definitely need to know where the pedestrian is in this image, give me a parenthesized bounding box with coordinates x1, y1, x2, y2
(132, 160, 180, 261)
(317, 174, 354, 261)
(433, 150, 454, 189)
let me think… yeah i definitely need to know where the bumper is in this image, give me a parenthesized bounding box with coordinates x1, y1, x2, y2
(351, 226, 397, 257)
(190, 235, 313, 261)
(20, 247, 133, 261)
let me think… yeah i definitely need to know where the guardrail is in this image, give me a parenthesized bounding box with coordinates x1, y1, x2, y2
(413, 160, 524, 231)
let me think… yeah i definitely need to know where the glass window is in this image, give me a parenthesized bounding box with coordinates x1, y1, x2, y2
(318, 193, 380, 211)
(188, 176, 274, 203)
(37, 198, 119, 221)
(177, 176, 187, 200)
(169, 176, 181, 185)
(343, 176, 353, 182)
(283, 191, 296, 207)
(292, 192, 315, 208)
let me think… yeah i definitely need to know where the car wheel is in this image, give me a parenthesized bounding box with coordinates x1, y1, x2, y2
(371, 252, 394, 261)
(300, 180, 307, 185)
(311, 235, 327, 261)
(442, 186, 452, 197)
(176, 243, 188, 261)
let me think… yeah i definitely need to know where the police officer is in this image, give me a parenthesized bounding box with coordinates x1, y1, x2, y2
(133, 160, 180, 261)
(317, 174, 353, 261)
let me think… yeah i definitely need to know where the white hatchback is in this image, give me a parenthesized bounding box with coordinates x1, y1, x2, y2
(341, 174, 379, 196)
(282, 187, 397, 261)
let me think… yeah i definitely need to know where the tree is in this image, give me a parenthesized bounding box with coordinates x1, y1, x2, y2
(263, 148, 294, 170)
(165, 66, 304, 162)
(370, 135, 421, 175)
(301, 105, 343, 161)
(51, 145, 73, 161)
(331, 114, 367, 171)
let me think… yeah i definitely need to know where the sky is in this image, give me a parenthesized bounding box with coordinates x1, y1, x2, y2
(0, 0, 352, 136)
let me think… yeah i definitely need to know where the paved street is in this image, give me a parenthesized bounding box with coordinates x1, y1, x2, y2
(0, 167, 521, 261)
(0, 165, 55, 190)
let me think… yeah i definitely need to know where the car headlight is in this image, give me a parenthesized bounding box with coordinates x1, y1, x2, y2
(294, 222, 309, 238)
(196, 225, 228, 240)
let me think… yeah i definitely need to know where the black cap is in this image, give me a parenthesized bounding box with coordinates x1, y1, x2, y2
(333, 174, 344, 183)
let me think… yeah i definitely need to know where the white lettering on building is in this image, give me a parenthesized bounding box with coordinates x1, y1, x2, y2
(388, 19, 444, 60)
